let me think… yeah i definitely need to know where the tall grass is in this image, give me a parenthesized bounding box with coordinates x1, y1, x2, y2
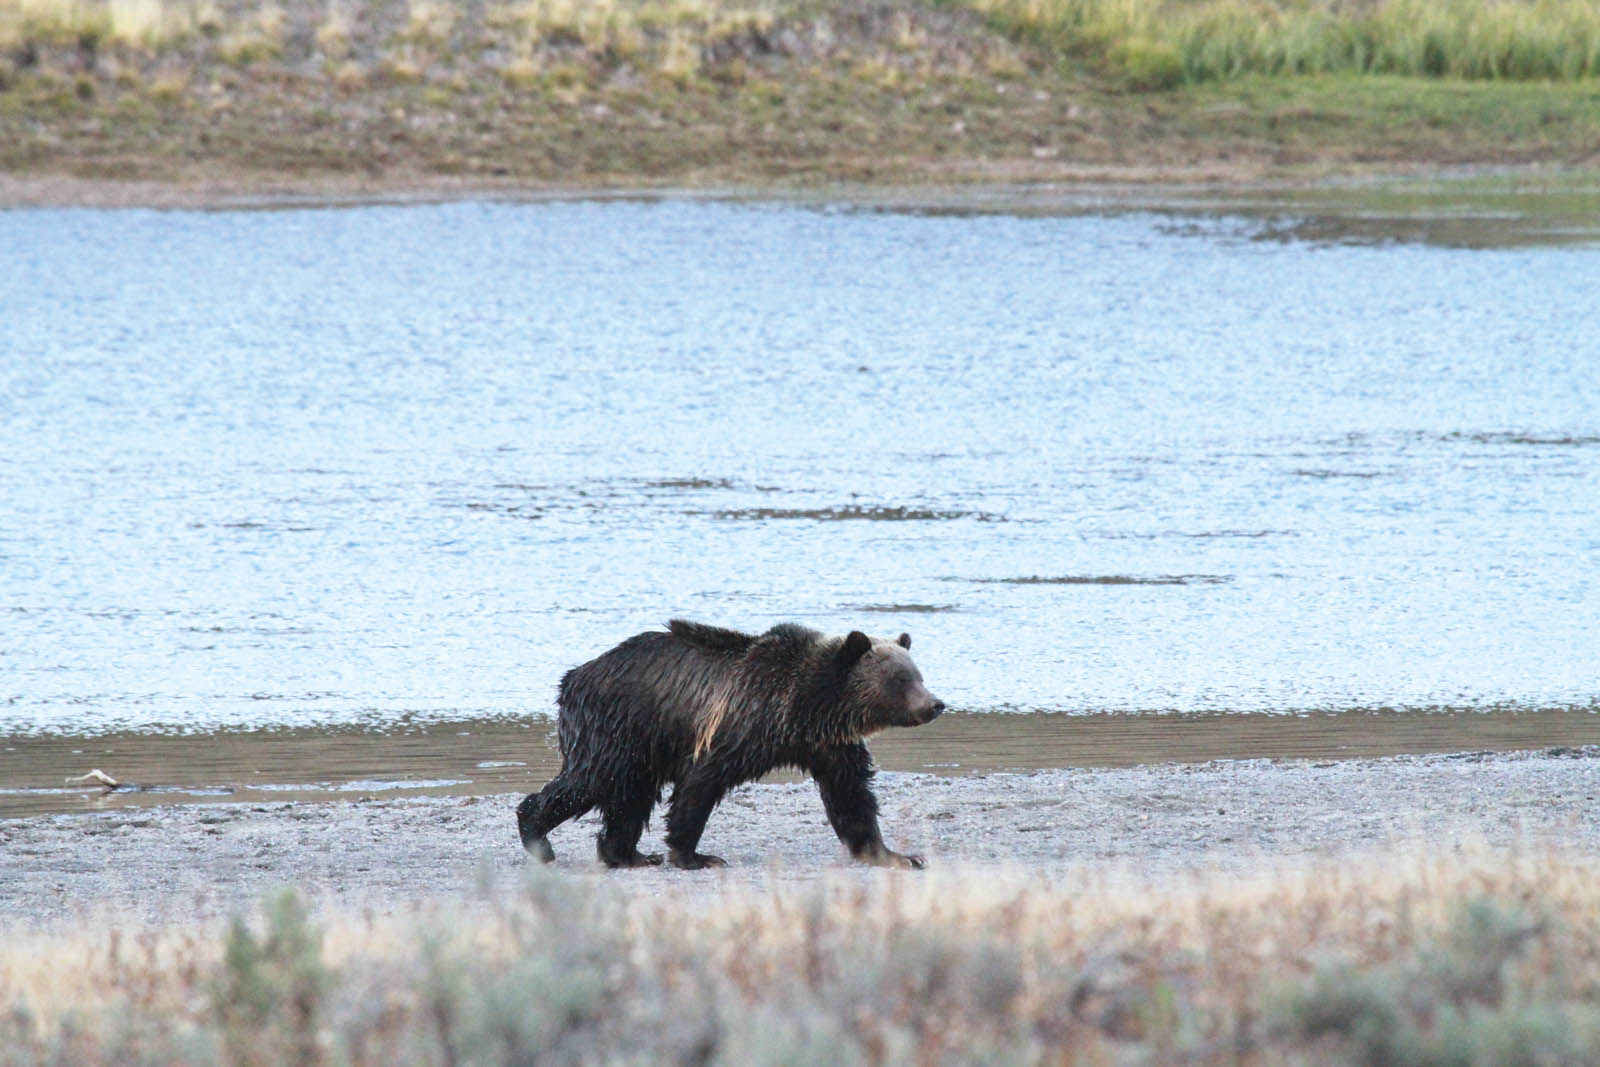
(7, 0, 1596, 86)
(5, 846, 1600, 1064)
(0, 0, 783, 86)
(0, 0, 221, 48)
(486, 0, 777, 83)
(963, 0, 1600, 83)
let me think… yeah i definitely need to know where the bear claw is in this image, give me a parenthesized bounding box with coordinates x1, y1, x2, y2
(624, 851, 665, 867)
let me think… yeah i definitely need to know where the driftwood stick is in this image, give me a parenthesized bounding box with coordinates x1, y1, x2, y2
(65, 769, 120, 791)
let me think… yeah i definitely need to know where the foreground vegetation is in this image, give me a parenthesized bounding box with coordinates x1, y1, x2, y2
(1, 0, 1598, 193)
(5, 846, 1600, 1064)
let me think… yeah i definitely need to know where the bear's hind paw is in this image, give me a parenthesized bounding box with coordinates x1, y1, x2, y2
(669, 851, 728, 870)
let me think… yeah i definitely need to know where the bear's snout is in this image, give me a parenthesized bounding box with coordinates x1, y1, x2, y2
(915, 698, 946, 725)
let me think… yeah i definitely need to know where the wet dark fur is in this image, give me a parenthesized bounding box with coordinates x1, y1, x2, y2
(516, 620, 943, 870)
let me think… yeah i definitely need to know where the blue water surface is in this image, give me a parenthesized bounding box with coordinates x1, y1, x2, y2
(2, 199, 1597, 733)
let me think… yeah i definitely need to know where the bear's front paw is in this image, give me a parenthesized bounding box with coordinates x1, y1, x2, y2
(669, 851, 728, 870)
(523, 835, 556, 863)
(862, 848, 925, 870)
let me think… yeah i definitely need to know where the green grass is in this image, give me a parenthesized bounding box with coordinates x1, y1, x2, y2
(962, 0, 1600, 83)
(1164, 72, 1600, 156)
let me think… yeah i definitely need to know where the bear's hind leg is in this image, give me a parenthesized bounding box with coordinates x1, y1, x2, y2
(517, 772, 594, 862)
(664, 773, 730, 870)
(596, 785, 662, 868)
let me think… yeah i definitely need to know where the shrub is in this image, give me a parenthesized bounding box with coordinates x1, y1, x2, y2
(8, 851, 1600, 1064)
(1275, 898, 1598, 1066)
(212, 889, 331, 1067)
(1110, 36, 1184, 89)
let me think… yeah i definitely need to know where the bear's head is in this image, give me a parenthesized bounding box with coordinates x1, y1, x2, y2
(841, 630, 945, 729)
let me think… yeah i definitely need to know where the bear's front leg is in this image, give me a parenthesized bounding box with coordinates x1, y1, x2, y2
(664, 771, 730, 870)
(809, 742, 926, 870)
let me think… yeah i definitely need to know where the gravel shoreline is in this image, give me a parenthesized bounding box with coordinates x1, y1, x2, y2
(4, 747, 1596, 928)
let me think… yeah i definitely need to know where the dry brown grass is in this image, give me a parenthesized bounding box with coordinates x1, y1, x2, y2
(0, 0, 1017, 94)
(5, 844, 1600, 1064)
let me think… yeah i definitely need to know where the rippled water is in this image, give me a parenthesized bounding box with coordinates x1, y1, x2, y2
(3, 198, 1598, 735)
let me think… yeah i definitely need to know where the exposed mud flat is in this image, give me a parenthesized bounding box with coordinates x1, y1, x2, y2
(3, 747, 1596, 927)
(8, 708, 1600, 819)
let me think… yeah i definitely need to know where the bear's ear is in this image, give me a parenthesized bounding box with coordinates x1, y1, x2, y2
(841, 631, 872, 666)
(897, 633, 911, 650)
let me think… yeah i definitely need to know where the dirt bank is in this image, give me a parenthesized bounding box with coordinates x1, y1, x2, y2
(4, 746, 1595, 927)
(4, 0, 1598, 205)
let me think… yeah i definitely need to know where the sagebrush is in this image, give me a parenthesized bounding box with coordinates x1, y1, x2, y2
(5, 846, 1600, 1064)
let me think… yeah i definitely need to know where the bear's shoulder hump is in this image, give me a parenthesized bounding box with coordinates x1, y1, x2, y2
(668, 619, 757, 654)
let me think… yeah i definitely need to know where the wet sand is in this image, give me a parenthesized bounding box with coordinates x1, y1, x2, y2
(6, 708, 1599, 819)
(5, 174, 1598, 252)
(3, 746, 1596, 927)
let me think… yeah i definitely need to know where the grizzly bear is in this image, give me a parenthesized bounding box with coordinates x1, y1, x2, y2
(516, 620, 945, 870)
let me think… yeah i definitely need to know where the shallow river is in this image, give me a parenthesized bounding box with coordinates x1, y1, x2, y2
(4, 193, 1598, 751)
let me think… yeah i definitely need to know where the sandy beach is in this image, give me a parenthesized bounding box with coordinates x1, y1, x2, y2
(5, 745, 1595, 927)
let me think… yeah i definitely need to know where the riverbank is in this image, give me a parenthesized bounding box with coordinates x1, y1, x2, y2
(5, 745, 1596, 925)
(6, 747, 1600, 1062)
(8, 707, 1600, 819)
(4, 0, 1599, 204)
